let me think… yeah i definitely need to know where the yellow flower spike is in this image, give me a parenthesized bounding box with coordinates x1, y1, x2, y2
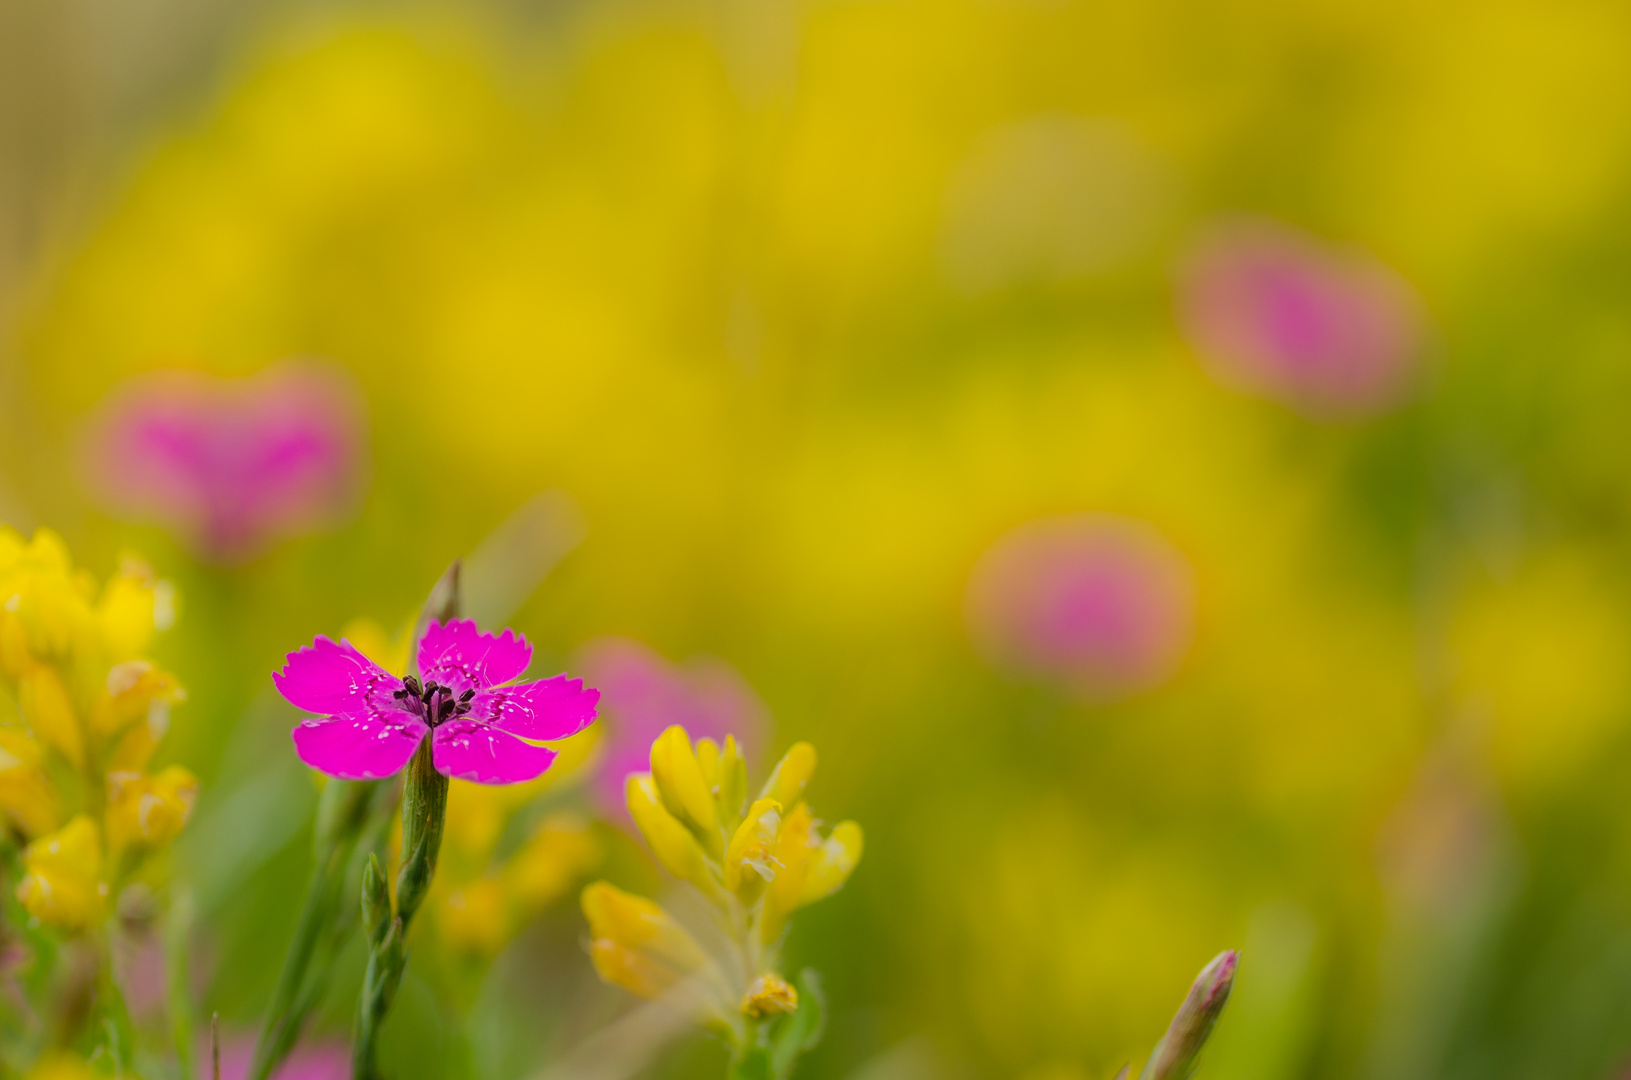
(740, 973, 799, 1019)
(723, 798, 783, 898)
(716, 735, 748, 827)
(582, 881, 710, 974)
(16, 815, 107, 932)
(19, 666, 83, 768)
(626, 774, 723, 898)
(760, 742, 817, 810)
(649, 726, 721, 851)
(0, 727, 62, 838)
(438, 876, 511, 955)
(505, 813, 600, 909)
(105, 766, 199, 854)
(798, 821, 864, 905)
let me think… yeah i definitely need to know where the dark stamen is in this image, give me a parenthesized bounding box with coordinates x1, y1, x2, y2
(459, 689, 475, 703)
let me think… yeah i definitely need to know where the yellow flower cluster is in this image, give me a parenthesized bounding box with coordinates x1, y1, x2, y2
(584, 728, 862, 1033)
(0, 527, 194, 932)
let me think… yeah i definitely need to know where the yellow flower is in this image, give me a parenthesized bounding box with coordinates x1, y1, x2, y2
(626, 773, 721, 898)
(0, 727, 61, 839)
(724, 797, 783, 900)
(105, 766, 199, 854)
(582, 881, 715, 1003)
(18, 667, 83, 769)
(16, 815, 107, 932)
(439, 876, 510, 954)
(505, 813, 601, 909)
(649, 725, 721, 851)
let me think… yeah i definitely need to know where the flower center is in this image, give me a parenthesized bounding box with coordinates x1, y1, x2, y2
(393, 674, 475, 728)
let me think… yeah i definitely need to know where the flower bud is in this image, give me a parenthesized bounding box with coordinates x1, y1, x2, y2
(716, 735, 748, 825)
(740, 973, 798, 1018)
(724, 798, 782, 899)
(1141, 950, 1237, 1080)
(582, 881, 714, 1001)
(19, 667, 82, 768)
(759, 742, 816, 810)
(626, 773, 720, 896)
(362, 852, 393, 949)
(16, 815, 106, 932)
(650, 726, 720, 851)
(798, 821, 863, 905)
(105, 766, 198, 853)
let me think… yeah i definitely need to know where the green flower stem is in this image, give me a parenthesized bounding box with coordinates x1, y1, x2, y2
(351, 560, 460, 1080)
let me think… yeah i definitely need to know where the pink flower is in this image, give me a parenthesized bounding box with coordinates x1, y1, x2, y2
(275, 619, 598, 785)
(966, 514, 1195, 701)
(1177, 219, 1426, 417)
(83, 363, 364, 561)
(203, 1033, 347, 1080)
(576, 637, 768, 818)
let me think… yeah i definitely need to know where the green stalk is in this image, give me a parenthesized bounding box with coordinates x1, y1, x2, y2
(351, 562, 460, 1080)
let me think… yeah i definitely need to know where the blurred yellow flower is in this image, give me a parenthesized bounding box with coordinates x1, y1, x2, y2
(0, 726, 61, 839)
(105, 765, 199, 855)
(16, 815, 108, 932)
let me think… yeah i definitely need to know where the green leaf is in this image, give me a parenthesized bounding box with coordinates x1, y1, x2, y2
(729, 1044, 775, 1080)
(769, 969, 827, 1079)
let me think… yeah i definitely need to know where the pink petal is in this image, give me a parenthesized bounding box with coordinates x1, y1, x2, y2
(417, 618, 532, 693)
(274, 636, 403, 717)
(430, 720, 558, 785)
(469, 676, 599, 741)
(291, 714, 426, 780)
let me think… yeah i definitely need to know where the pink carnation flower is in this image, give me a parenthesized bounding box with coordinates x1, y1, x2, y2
(1177, 219, 1425, 417)
(966, 514, 1195, 701)
(576, 637, 768, 818)
(83, 363, 363, 562)
(275, 619, 598, 785)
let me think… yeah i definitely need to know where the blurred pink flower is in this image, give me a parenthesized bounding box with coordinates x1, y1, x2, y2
(203, 1033, 347, 1080)
(1177, 219, 1426, 417)
(576, 637, 769, 819)
(82, 363, 365, 561)
(966, 514, 1195, 701)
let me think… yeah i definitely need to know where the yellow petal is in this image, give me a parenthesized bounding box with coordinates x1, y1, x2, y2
(649, 726, 719, 847)
(626, 773, 719, 894)
(16, 815, 106, 932)
(19, 667, 82, 768)
(97, 556, 161, 660)
(760, 742, 817, 810)
(723, 797, 782, 897)
(799, 821, 863, 906)
(716, 735, 748, 827)
(589, 938, 676, 1000)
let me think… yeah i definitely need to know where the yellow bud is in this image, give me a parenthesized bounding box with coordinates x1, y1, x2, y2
(800, 821, 863, 905)
(716, 735, 748, 827)
(19, 667, 83, 768)
(740, 973, 799, 1019)
(695, 738, 721, 786)
(627, 773, 720, 896)
(649, 726, 720, 848)
(760, 742, 817, 810)
(582, 881, 709, 974)
(505, 813, 601, 909)
(106, 766, 198, 854)
(437, 876, 510, 954)
(16, 815, 106, 932)
(98, 558, 160, 660)
(0, 727, 61, 838)
(723, 798, 782, 898)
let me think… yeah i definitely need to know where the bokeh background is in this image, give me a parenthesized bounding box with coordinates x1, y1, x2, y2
(6, 0, 1631, 1077)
